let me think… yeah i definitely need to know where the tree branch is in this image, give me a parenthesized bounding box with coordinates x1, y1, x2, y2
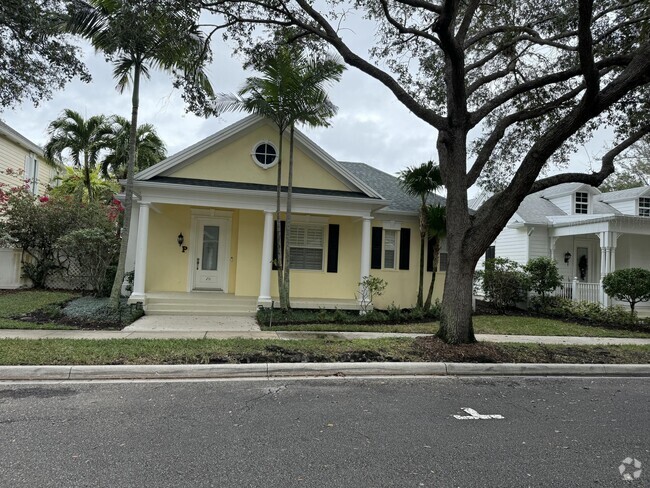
(527, 124, 650, 194)
(378, 0, 441, 47)
(469, 55, 630, 127)
(466, 84, 586, 187)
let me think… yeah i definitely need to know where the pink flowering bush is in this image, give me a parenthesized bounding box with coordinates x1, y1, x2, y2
(0, 169, 121, 291)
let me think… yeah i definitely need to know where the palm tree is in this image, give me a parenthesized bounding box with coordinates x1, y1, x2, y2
(44, 109, 111, 202)
(424, 204, 447, 311)
(398, 161, 443, 308)
(64, 0, 214, 307)
(215, 46, 343, 310)
(102, 116, 166, 180)
(50, 166, 119, 203)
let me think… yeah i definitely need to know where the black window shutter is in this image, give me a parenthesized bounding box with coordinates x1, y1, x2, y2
(327, 224, 339, 273)
(272, 220, 285, 270)
(399, 228, 410, 270)
(371, 227, 382, 269)
(427, 237, 435, 272)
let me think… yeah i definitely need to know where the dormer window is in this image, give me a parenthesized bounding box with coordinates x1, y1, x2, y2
(640, 197, 650, 217)
(575, 192, 588, 214)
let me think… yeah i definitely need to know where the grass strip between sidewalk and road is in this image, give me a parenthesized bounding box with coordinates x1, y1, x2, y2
(0, 337, 648, 366)
(262, 315, 650, 339)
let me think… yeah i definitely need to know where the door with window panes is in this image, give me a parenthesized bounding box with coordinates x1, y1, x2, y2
(193, 218, 230, 290)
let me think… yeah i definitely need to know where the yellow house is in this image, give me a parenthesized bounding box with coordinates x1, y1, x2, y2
(0, 121, 59, 289)
(126, 115, 446, 314)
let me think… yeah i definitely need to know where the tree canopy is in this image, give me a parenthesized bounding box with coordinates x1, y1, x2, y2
(200, 0, 650, 343)
(0, 0, 89, 110)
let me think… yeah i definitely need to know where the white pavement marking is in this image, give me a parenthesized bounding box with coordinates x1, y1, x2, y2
(453, 407, 504, 420)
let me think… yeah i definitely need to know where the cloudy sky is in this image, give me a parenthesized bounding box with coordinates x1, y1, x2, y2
(1, 12, 613, 198)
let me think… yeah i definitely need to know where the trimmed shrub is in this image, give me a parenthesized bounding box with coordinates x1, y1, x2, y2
(476, 257, 529, 311)
(524, 257, 563, 301)
(603, 268, 650, 313)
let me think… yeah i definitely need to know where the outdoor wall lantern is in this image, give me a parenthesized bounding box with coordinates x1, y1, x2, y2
(177, 233, 188, 253)
(564, 252, 572, 264)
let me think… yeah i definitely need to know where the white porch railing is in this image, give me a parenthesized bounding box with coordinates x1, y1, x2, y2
(552, 278, 602, 305)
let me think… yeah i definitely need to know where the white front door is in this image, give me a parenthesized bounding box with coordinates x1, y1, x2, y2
(193, 217, 230, 291)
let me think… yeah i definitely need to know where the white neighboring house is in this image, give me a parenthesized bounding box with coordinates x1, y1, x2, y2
(474, 183, 650, 313)
(0, 121, 59, 288)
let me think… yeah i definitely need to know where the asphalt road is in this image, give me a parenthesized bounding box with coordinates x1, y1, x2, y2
(0, 377, 648, 487)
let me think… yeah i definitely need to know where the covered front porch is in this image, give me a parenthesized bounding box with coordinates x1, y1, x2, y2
(548, 215, 650, 310)
(123, 180, 389, 313)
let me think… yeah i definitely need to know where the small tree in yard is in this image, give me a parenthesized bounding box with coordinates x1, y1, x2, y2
(477, 258, 529, 312)
(603, 268, 650, 314)
(524, 257, 563, 302)
(357, 275, 387, 314)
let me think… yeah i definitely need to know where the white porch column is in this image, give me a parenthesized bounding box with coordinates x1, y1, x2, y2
(257, 210, 274, 308)
(358, 216, 372, 307)
(598, 232, 607, 305)
(131, 203, 150, 302)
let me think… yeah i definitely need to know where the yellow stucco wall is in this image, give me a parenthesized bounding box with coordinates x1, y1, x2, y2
(145, 205, 240, 293)
(369, 219, 445, 309)
(169, 124, 352, 192)
(144, 206, 444, 307)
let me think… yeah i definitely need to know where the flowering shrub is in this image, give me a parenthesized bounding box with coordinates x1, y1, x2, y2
(0, 169, 121, 290)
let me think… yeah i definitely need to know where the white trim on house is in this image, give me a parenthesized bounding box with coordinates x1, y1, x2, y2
(133, 180, 386, 218)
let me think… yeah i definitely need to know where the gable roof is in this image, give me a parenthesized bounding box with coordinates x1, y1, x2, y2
(541, 182, 600, 198)
(135, 115, 382, 199)
(0, 121, 43, 156)
(339, 161, 446, 213)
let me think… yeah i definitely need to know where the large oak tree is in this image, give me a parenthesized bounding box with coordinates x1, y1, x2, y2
(201, 0, 650, 343)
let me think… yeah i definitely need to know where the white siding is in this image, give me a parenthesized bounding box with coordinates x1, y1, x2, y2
(609, 199, 637, 216)
(494, 225, 528, 265)
(527, 225, 549, 261)
(626, 235, 650, 271)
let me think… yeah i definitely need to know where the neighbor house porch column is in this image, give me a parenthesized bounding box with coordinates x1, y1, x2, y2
(131, 202, 150, 302)
(358, 216, 372, 307)
(257, 210, 274, 307)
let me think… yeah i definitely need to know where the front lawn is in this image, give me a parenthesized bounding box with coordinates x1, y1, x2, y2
(0, 337, 648, 365)
(262, 315, 650, 339)
(0, 290, 78, 330)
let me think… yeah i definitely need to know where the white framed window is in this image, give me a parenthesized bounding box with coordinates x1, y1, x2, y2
(383, 229, 397, 269)
(251, 141, 278, 169)
(23, 153, 39, 194)
(639, 197, 650, 217)
(288, 224, 324, 270)
(575, 192, 588, 214)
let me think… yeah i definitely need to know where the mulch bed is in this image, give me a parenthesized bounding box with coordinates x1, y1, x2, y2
(14, 310, 124, 330)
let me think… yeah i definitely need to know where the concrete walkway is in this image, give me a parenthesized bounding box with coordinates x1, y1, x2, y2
(0, 328, 649, 345)
(123, 315, 260, 332)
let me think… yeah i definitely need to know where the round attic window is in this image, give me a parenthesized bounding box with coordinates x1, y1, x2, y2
(251, 142, 278, 169)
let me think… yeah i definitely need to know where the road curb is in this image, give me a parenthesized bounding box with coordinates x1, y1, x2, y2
(0, 362, 649, 381)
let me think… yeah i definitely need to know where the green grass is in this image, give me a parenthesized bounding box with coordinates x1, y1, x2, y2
(0, 338, 648, 365)
(263, 315, 650, 339)
(0, 291, 78, 330)
(472, 315, 650, 338)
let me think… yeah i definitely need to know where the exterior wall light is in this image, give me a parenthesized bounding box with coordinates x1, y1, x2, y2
(177, 233, 187, 253)
(564, 252, 572, 264)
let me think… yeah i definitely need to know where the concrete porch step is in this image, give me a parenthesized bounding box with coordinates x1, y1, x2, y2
(144, 308, 256, 317)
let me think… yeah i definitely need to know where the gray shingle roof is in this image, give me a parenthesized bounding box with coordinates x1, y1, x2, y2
(515, 193, 566, 224)
(598, 186, 650, 202)
(338, 161, 446, 213)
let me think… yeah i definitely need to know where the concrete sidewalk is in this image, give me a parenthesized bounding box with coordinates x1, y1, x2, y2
(0, 328, 649, 345)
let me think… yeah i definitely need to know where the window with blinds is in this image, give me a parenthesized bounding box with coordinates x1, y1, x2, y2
(288, 224, 324, 270)
(383, 229, 396, 269)
(24, 153, 39, 194)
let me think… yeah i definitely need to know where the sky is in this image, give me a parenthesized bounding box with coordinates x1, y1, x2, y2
(1, 12, 615, 198)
